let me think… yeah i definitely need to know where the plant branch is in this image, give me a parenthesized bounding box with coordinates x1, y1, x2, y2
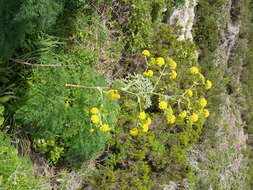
(10, 59, 79, 67)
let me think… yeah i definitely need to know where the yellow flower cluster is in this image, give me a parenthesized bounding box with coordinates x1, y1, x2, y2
(156, 57, 165, 67)
(199, 97, 207, 108)
(167, 114, 176, 124)
(203, 109, 209, 118)
(159, 101, 168, 110)
(142, 49, 150, 57)
(169, 70, 177, 79)
(130, 128, 139, 136)
(167, 57, 177, 70)
(190, 66, 199, 74)
(100, 124, 111, 132)
(185, 89, 193, 97)
(143, 70, 154, 77)
(139, 112, 147, 120)
(91, 114, 100, 124)
(107, 89, 121, 100)
(130, 112, 152, 136)
(179, 110, 187, 119)
(205, 80, 212, 89)
(190, 113, 199, 122)
(91, 107, 99, 114)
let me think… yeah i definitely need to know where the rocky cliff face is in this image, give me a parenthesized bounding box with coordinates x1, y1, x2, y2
(168, 0, 248, 189)
(169, 0, 197, 41)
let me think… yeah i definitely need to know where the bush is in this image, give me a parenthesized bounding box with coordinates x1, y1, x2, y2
(0, 132, 43, 190)
(15, 36, 120, 164)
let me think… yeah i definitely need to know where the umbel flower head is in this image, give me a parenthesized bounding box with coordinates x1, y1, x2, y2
(107, 89, 120, 100)
(91, 107, 99, 114)
(139, 112, 147, 120)
(185, 89, 193, 97)
(169, 70, 177, 79)
(199, 97, 207, 108)
(91, 115, 100, 124)
(159, 101, 168, 110)
(100, 124, 111, 132)
(203, 109, 210, 118)
(142, 49, 150, 57)
(130, 128, 139, 136)
(156, 57, 165, 67)
(179, 110, 187, 119)
(205, 80, 212, 89)
(167, 57, 177, 69)
(167, 115, 176, 124)
(143, 70, 154, 77)
(190, 66, 199, 74)
(190, 113, 199, 122)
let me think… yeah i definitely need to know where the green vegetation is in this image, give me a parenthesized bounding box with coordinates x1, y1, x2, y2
(0, 0, 252, 189)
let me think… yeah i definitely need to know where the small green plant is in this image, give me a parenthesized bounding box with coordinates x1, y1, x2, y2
(0, 132, 43, 189)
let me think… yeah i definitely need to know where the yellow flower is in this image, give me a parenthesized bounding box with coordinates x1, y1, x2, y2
(89, 129, 95, 133)
(90, 107, 99, 114)
(190, 113, 199, 122)
(107, 89, 121, 100)
(91, 115, 100, 124)
(100, 124, 111, 132)
(168, 57, 177, 69)
(199, 97, 207, 108)
(203, 109, 210, 118)
(139, 112, 147, 120)
(167, 115, 176, 124)
(185, 89, 193, 97)
(156, 57, 165, 67)
(143, 70, 154, 77)
(205, 80, 212, 89)
(130, 128, 139, 136)
(150, 57, 156, 65)
(142, 124, 149, 132)
(169, 70, 177, 79)
(190, 66, 199, 74)
(159, 101, 168, 110)
(142, 49, 150, 57)
(146, 117, 152, 125)
(179, 110, 187, 119)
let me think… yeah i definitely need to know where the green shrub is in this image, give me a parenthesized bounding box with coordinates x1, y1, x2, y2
(0, 132, 44, 190)
(15, 36, 120, 164)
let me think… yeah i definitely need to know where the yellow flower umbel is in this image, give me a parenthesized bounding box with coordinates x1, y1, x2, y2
(91, 115, 100, 124)
(185, 89, 193, 97)
(199, 97, 207, 108)
(100, 124, 111, 132)
(169, 70, 177, 79)
(159, 101, 168, 110)
(91, 107, 99, 114)
(203, 109, 210, 118)
(156, 57, 165, 67)
(205, 80, 212, 89)
(190, 66, 199, 74)
(190, 113, 199, 122)
(179, 110, 187, 119)
(146, 117, 152, 125)
(130, 128, 139, 136)
(168, 57, 177, 69)
(167, 115, 176, 124)
(142, 49, 150, 57)
(139, 112, 147, 120)
(107, 89, 121, 100)
(142, 124, 149, 132)
(143, 70, 154, 77)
